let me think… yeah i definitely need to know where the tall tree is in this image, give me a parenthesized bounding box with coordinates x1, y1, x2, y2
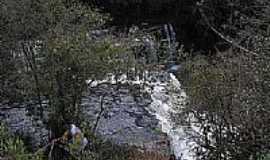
(0, 0, 134, 137)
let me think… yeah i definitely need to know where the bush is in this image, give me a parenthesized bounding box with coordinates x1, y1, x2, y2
(0, 123, 43, 160)
(177, 50, 270, 160)
(174, 0, 270, 159)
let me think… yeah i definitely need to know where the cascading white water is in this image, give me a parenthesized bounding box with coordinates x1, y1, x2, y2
(164, 23, 177, 62)
(146, 73, 196, 159)
(88, 71, 197, 159)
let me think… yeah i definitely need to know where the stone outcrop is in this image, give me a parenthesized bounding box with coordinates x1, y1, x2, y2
(82, 83, 170, 155)
(0, 82, 171, 155)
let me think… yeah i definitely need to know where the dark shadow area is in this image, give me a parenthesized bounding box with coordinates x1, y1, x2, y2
(85, 0, 228, 53)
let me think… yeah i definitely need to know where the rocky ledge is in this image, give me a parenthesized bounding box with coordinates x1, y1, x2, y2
(82, 82, 170, 155)
(0, 82, 171, 155)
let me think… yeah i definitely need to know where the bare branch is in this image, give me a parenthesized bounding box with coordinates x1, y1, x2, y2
(199, 8, 258, 56)
(48, 140, 55, 160)
(92, 95, 106, 135)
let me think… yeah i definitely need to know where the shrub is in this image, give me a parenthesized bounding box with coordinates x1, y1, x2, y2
(0, 123, 43, 160)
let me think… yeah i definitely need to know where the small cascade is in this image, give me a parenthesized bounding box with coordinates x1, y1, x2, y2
(168, 24, 176, 45)
(164, 23, 177, 63)
(164, 24, 171, 49)
(87, 71, 197, 159)
(168, 23, 177, 61)
(146, 73, 196, 159)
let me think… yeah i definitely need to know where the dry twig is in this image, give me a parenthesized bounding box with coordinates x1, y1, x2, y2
(199, 8, 258, 56)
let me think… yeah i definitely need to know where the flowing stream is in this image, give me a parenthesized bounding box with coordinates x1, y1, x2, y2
(164, 23, 177, 62)
(88, 70, 196, 159)
(88, 26, 196, 156)
(144, 72, 196, 159)
(147, 24, 197, 159)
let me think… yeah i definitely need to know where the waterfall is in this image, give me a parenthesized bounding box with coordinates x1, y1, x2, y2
(87, 71, 197, 159)
(164, 24, 171, 50)
(164, 23, 177, 63)
(168, 24, 176, 45)
(168, 23, 177, 62)
(147, 73, 196, 159)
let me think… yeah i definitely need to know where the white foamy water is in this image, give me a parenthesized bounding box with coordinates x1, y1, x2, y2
(146, 73, 196, 159)
(87, 72, 197, 159)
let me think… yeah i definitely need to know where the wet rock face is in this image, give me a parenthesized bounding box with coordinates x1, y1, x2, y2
(82, 83, 171, 155)
(0, 104, 49, 150)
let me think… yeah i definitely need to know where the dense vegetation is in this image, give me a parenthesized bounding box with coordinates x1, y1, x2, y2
(0, 0, 270, 159)
(176, 0, 270, 159)
(0, 0, 138, 159)
(0, 0, 136, 136)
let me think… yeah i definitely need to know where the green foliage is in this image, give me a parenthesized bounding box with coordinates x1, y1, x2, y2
(176, 1, 270, 159)
(41, 0, 111, 136)
(259, 154, 270, 160)
(1, 0, 137, 137)
(74, 122, 130, 160)
(0, 123, 43, 160)
(178, 48, 270, 159)
(179, 43, 270, 159)
(79, 141, 129, 160)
